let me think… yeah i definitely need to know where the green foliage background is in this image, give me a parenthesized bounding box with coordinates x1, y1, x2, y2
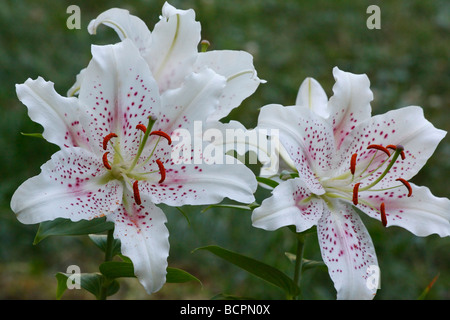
(0, 0, 448, 299)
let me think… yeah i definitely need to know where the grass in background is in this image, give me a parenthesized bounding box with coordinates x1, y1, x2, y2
(0, 0, 448, 299)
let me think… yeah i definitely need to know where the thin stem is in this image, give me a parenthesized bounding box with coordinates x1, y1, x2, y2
(99, 229, 115, 300)
(293, 233, 305, 300)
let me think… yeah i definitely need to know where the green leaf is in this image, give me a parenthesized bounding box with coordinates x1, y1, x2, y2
(100, 261, 135, 279)
(89, 234, 122, 257)
(194, 245, 299, 297)
(166, 267, 201, 285)
(201, 202, 259, 213)
(256, 176, 279, 188)
(99, 261, 201, 285)
(20, 132, 44, 139)
(34, 217, 114, 244)
(55, 272, 119, 299)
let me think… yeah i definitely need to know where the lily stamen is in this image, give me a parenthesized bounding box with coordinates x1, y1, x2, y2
(396, 178, 412, 197)
(150, 130, 172, 145)
(102, 133, 118, 150)
(367, 144, 391, 157)
(350, 153, 357, 176)
(156, 159, 166, 183)
(380, 202, 387, 227)
(102, 152, 111, 170)
(352, 183, 361, 205)
(133, 180, 142, 205)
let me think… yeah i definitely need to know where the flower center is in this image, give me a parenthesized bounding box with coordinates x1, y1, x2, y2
(101, 117, 171, 205)
(325, 143, 412, 227)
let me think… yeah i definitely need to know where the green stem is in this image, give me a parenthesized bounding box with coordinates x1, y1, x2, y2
(99, 229, 115, 300)
(292, 233, 305, 300)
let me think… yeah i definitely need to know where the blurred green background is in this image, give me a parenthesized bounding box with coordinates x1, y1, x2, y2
(0, 0, 448, 299)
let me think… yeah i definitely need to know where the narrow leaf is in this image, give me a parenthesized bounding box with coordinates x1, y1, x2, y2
(100, 261, 135, 279)
(34, 217, 114, 244)
(99, 261, 201, 285)
(20, 132, 44, 139)
(194, 245, 299, 297)
(256, 176, 279, 188)
(166, 267, 201, 285)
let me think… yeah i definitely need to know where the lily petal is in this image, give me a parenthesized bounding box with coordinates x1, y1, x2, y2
(11, 147, 122, 224)
(336, 106, 447, 187)
(358, 184, 450, 237)
(16, 77, 91, 151)
(78, 39, 161, 157)
(147, 2, 201, 92)
(194, 50, 264, 121)
(107, 190, 169, 294)
(257, 104, 336, 195)
(252, 178, 323, 232)
(327, 67, 373, 148)
(158, 67, 226, 134)
(295, 77, 329, 119)
(87, 8, 152, 57)
(142, 154, 257, 206)
(317, 200, 378, 299)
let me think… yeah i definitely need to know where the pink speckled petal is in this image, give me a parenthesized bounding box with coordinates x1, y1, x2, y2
(194, 50, 264, 121)
(327, 67, 373, 149)
(78, 39, 161, 157)
(257, 104, 336, 195)
(335, 106, 447, 188)
(147, 2, 200, 92)
(358, 184, 450, 237)
(295, 77, 329, 119)
(140, 153, 257, 206)
(87, 8, 152, 57)
(107, 190, 169, 294)
(252, 178, 323, 232)
(11, 147, 122, 224)
(16, 77, 91, 151)
(317, 200, 378, 300)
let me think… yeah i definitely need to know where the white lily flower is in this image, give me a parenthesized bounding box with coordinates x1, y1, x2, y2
(73, 2, 264, 122)
(252, 67, 450, 299)
(12, 39, 256, 294)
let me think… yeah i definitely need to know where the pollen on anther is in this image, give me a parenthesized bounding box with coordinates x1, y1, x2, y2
(350, 153, 357, 175)
(156, 159, 166, 183)
(133, 180, 142, 205)
(102, 152, 111, 170)
(103, 133, 118, 150)
(396, 178, 412, 197)
(136, 124, 147, 133)
(150, 130, 172, 145)
(380, 202, 387, 227)
(352, 183, 361, 205)
(367, 144, 391, 157)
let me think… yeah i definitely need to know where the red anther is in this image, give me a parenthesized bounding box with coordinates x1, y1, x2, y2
(136, 124, 147, 133)
(350, 153, 357, 175)
(103, 133, 118, 150)
(352, 183, 361, 205)
(367, 144, 391, 157)
(133, 180, 142, 205)
(380, 202, 387, 227)
(150, 130, 172, 145)
(400, 151, 406, 160)
(156, 159, 166, 183)
(102, 152, 111, 170)
(386, 145, 397, 151)
(396, 178, 412, 197)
